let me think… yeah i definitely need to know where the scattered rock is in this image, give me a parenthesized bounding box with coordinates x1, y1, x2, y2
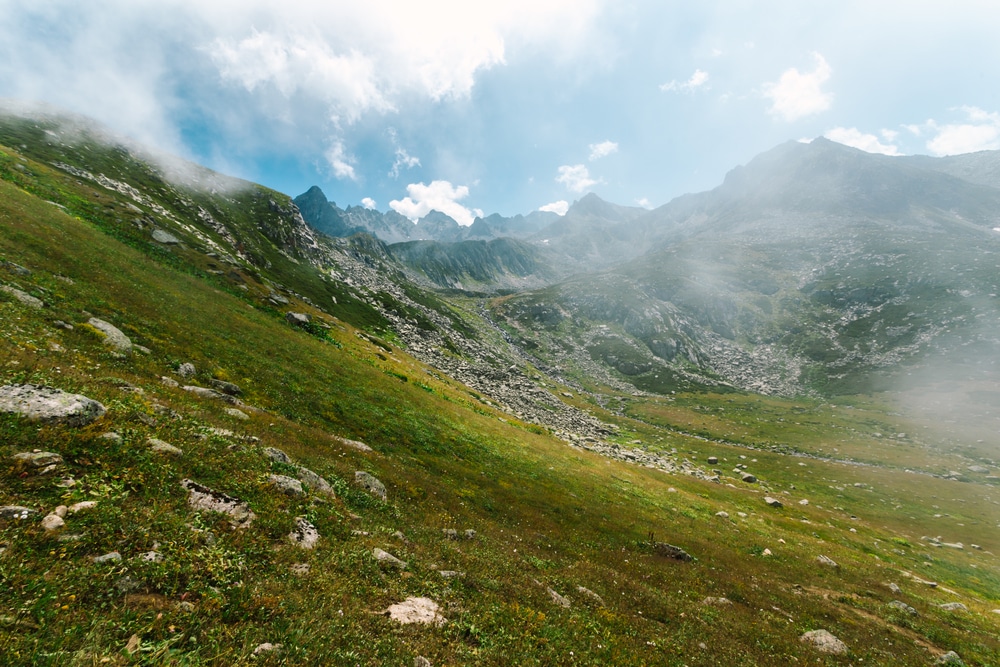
(264, 447, 292, 464)
(12, 451, 64, 469)
(707, 456, 718, 464)
(938, 602, 967, 612)
(798, 499, 809, 505)
(290, 563, 310, 576)
(761, 548, 772, 556)
(181, 479, 255, 527)
(816, 555, 839, 569)
(547, 588, 571, 608)
(414, 657, 432, 667)
(464, 529, 477, 540)
(335, 436, 373, 452)
(208, 379, 242, 396)
(148, 438, 183, 456)
(740, 472, 757, 483)
(0, 506, 38, 520)
(286, 312, 310, 326)
(702, 596, 733, 606)
(373, 548, 407, 569)
(160, 376, 179, 388)
(100, 432, 122, 443)
(151, 229, 181, 244)
(652, 541, 693, 561)
(252, 643, 283, 657)
(386, 597, 446, 626)
(764, 496, 783, 508)
(1, 285, 43, 309)
(799, 629, 848, 655)
(53, 320, 74, 330)
(40, 514, 65, 532)
(442, 529, 458, 540)
(936, 651, 965, 665)
(268, 474, 305, 496)
(138, 551, 164, 563)
(967, 465, 989, 474)
(53, 505, 68, 518)
(289, 517, 319, 549)
(87, 318, 132, 352)
(439, 570, 462, 579)
(576, 586, 605, 606)
(225, 408, 249, 420)
(176, 362, 196, 378)
(0, 384, 106, 426)
(93, 551, 122, 564)
(888, 582, 901, 594)
(294, 466, 335, 497)
(355, 471, 386, 500)
(888, 600, 917, 616)
(716, 511, 730, 518)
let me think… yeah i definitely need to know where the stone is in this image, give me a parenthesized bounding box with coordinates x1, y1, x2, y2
(176, 363, 196, 378)
(799, 629, 848, 655)
(414, 658, 432, 667)
(0, 384, 106, 426)
(386, 597, 445, 626)
(464, 529, 477, 540)
(148, 438, 183, 456)
(707, 456, 718, 464)
(225, 408, 249, 420)
(87, 318, 132, 352)
(151, 229, 180, 244)
(798, 499, 809, 505)
(138, 551, 164, 563)
(12, 451, 64, 468)
(761, 548, 772, 556)
(209, 379, 243, 396)
(702, 596, 733, 606)
(101, 432, 122, 443)
(439, 570, 462, 579)
(289, 517, 319, 549)
(54, 505, 68, 518)
(442, 528, 458, 540)
(740, 472, 757, 483)
(355, 471, 387, 499)
(888, 582, 901, 594)
(252, 643, 283, 657)
(936, 651, 965, 665)
(40, 514, 65, 531)
(716, 511, 730, 518)
(652, 542, 693, 561)
(93, 551, 122, 563)
(182, 385, 235, 403)
(0, 506, 37, 520)
(268, 474, 305, 496)
(764, 496, 783, 508)
(576, 586, 605, 606)
(373, 548, 407, 569)
(335, 436, 373, 452)
(938, 602, 967, 612)
(160, 376, 179, 388)
(295, 466, 335, 497)
(547, 588, 571, 608)
(888, 600, 917, 616)
(181, 479, 255, 527)
(264, 447, 292, 464)
(967, 465, 989, 474)
(268, 292, 289, 305)
(816, 555, 839, 568)
(68, 501, 98, 514)
(286, 312, 310, 326)
(1, 285, 43, 309)
(290, 563, 310, 576)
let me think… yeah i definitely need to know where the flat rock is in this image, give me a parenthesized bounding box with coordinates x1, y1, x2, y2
(225, 408, 249, 420)
(335, 436, 373, 452)
(548, 588, 571, 608)
(289, 517, 319, 549)
(151, 229, 181, 244)
(652, 542, 693, 561)
(938, 602, 967, 612)
(356, 471, 386, 499)
(181, 479, 255, 527)
(816, 554, 839, 568)
(12, 451, 64, 468)
(1, 285, 43, 309)
(373, 548, 407, 569)
(93, 551, 122, 563)
(716, 511, 730, 518)
(0, 506, 38, 520)
(208, 379, 243, 396)
(148, 438, 183, 456)
(286, 312, 310, 326)
(268, 474, 304, 496)
(799, 629, 848, 655)
(702, 596, 733, 606)
(386, 597, 445, 626)
(87, 318, 132, 352)
(576, 586, 605, 606)
(0, 384, 106, 426)
(68, 501, 98, 513)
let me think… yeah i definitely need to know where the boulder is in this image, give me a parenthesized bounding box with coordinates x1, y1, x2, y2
(181, 479, 255, 527)
(151, 229, 181, 244)
(0, 384, 106, 426)
(888, 600, 917, 616)
(40, 514, 65, 531)
(295, 466, 335, 497)
(938, 602, 967, 612)
(702, 596, 733, 606)
(373, 548, 407, 569)
(148, 438, 183, 456)
(289, 517, 319, 549)
(764, 496, 783, 508)
(652, 541, 693, 561)
(264, 447, 292, 464)
(335, 436, 373, 452)
(576, 586, 605, 606)
(386, 597, 445, 626)
(267, 474, 304, 496)
(208, 379, 242, 396)
(286, 312, 311, 327)
(816, 554, 839, 568)
(547, 588, 571, 608)
(12, 451, 64, 469)
(799, 629, 848, 655)
(176, 362, 196, 378)
(87, 318, 132, 352)
(740, 472, 757, 483)
(355, 471, 387, 499)
(936, 651, 965, 665)
(0, 285, 43, 309)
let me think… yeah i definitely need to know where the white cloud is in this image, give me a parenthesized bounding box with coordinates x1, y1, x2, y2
(925, 106, 1000, 155)
(389, 148, 420, 178)
(389, 180, 481, 226)
(880, 129, 899, 143)
(324, 141, 357, 180)
(588, 140, 618, 161)
(824, 127, 901, 156)
(660, 69, 709, 93)
(556, 164, 599, 193)
(635, 197, 652, 209)
(762, 52, 832, 122)
(539, 200, 569, 215)
(361, 197, 377, 210)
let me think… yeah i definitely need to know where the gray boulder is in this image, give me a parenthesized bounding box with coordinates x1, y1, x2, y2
(373, 548, 407, 569)
(181, 479, 255, 527)
(176, 362, 196, 378)
(289, 517, 319, 549)
(1, 285, 43, 309)
(740, 472, 757, 483)
(87, 318, 132, 352)
(817, 554, 839, 568)
(938, 602, 967, 612)
(799, 629, 848, 655)
(148, 438, 183, 456)
(0, 506, 38, 520)
(936, 651, 965, 665)
(764, 496, 783, 508)
(208, 379, 242, 396)
(888, 600, 917, 616)
(295, 466, 335, 497)
(356, 471, 387, 499)
(151, 229, 180, 244)
(0, 385, 105, 426)
(268, 474, 305, 496)
(264, 447, 292, 464)
(286, 312, 310, 326)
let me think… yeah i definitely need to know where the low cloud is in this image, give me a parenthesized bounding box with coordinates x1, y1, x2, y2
(660, 69, 709, 93)
(824, 127, 901, 156)
(556, 164, 599, 193)
(324, 141, 357, 180)
(763, 52, 832, 122)
(389, 148, 420, 178)
(539, 200, 569, 215)
(925, 106, 1000, 155)
(635, 197, 652, 209)
(389, 180, 482, 226)
(361, 197, 377, 210)
(588, 140, 618, 161)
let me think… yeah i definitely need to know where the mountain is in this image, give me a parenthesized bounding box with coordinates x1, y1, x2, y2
(388, 237, 557, 291)
(2, 107, 999, 666)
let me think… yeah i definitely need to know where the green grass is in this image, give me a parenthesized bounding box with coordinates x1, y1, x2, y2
(0, 133, 998, 666)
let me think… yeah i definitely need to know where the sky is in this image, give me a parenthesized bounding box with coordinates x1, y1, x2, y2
(2, 1, 1000, 223)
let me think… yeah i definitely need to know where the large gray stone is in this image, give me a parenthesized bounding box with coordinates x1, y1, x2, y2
(87, 318, 132, 352)
(268, 474, 304, 496)
(151, 229, 181, 244)
(0, 506, 38, 520)
(264, 447, 292, 464)
(0, 384, 106, 426)
(888, 600, 917, 616)
(799, 629, 848, 655)
(289, 517, 319, 549)
(1, 285, 43, 309)
(295, 466, 335, 497)
(373, 548, 407, 569)
(355, 471, 386, 499)
(181, 479, 255, 527)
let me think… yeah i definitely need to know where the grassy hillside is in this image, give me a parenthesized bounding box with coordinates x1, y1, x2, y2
(1, 124, 999, 666)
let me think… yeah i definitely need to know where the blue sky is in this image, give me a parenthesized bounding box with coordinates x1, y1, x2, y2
(3, 1, 1000, 222)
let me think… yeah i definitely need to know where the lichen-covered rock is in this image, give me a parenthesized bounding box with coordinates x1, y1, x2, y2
(386, 597, 445, 625)
(356, 471, 386, 499)
(264, 447, 292, 464)
(176, 362, 196, 378)
(652, 541, 693, 561)
(335, 436, 373, 452)
(764, 496, 783, 508)
(0, 384, 106, 426)
(181, 479, 255, 527)
(295, 466, 335, 497)
(888, 600, 917, 616)
(87, 318, 132, 352)
(1, 285, 43, 309)
(208, 379, 242, 396)
(289, 517, 319, 549)
(148, 438, 183, 456)
(800, 629, 848, 655)
(268, 474, 304, 496)
(373, 548, 407, 569)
